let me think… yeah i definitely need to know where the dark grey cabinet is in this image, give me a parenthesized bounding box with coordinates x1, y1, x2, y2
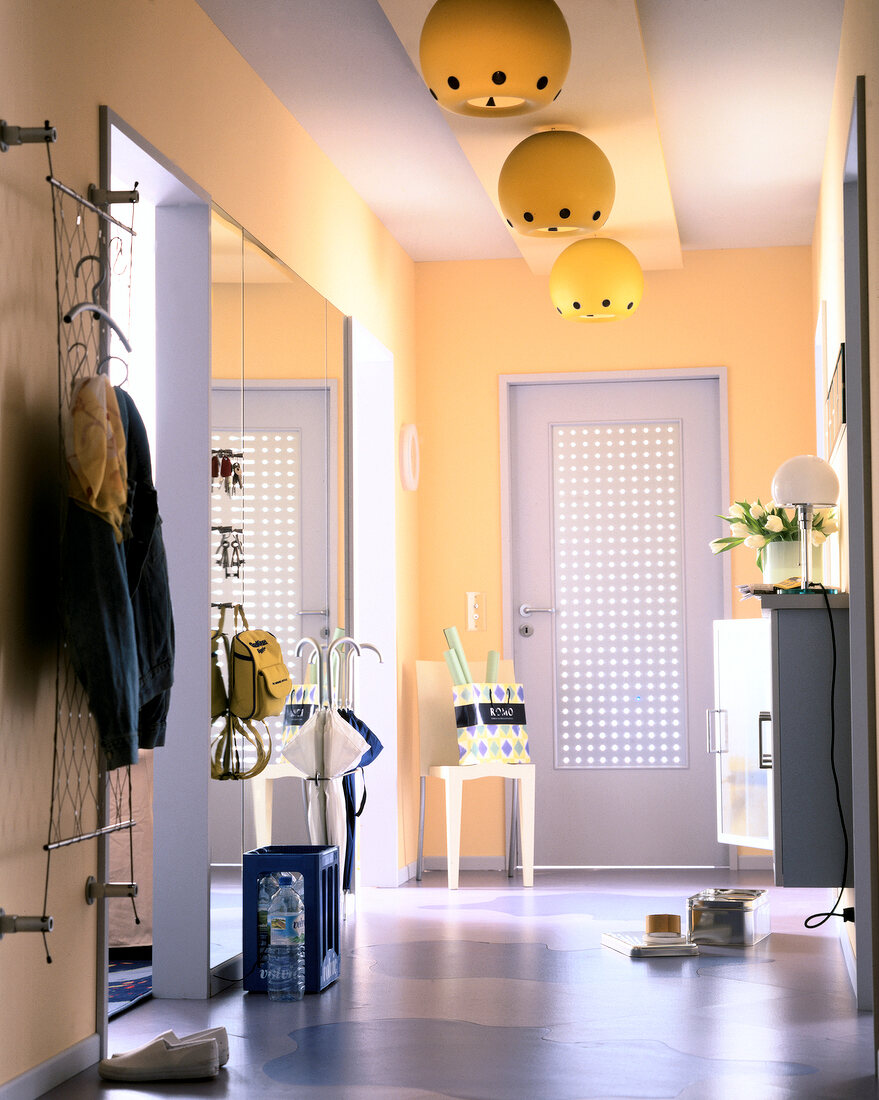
(761, 594, 852, 888)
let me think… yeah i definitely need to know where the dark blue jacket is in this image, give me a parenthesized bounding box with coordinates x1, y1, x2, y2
(62, 387, 174, 770)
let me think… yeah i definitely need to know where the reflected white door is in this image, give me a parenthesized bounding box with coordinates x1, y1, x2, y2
(507, 376, 726, 866)
(212, 382, 337, 848)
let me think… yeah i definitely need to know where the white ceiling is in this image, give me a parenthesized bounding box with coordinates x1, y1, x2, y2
(194, 0, 843, 271)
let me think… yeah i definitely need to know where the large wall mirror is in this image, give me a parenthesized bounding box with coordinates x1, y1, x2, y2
(103, 110, 396, 1014)
(208, 209, 345, 972)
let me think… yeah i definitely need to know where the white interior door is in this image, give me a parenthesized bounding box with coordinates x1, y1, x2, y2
(212, 382, 337, 849)
(506, 374, 727, 867)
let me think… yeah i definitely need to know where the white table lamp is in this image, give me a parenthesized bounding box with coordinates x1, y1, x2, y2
(771, 455, 839, 590)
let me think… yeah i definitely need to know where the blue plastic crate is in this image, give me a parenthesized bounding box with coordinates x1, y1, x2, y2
(243, 845, 340, 993)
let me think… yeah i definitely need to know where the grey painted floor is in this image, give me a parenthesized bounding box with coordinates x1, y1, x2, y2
(42, 868, 878, 1098)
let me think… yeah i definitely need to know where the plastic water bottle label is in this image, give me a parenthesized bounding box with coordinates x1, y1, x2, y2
(270, 912, 304, 947)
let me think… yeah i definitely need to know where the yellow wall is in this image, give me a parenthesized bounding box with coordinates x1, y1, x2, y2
(0, 0, 416, 1087)
(414, 247, 816, 859)
(811, 0, 879, 959)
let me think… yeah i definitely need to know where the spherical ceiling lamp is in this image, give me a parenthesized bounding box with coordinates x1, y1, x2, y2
(498, 130, 615, 236)
(419, 0, 571, 118)
(549, 238, 644, 322)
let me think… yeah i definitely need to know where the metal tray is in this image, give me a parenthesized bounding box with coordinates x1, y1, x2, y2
(601, 932, 700, 957)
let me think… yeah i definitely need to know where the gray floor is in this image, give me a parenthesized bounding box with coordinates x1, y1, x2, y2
(43, 868, 878, 1098)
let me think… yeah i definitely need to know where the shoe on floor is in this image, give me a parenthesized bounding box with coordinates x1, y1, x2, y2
(109, 1027, 229, 1067)
(98, 1036, 219, 1081)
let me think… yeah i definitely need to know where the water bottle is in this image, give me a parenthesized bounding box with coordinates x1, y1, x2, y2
(266, 871, 305, 1001)
(256, 872, 279, 980)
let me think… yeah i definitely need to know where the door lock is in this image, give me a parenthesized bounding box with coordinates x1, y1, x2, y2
(519, 623, 534, 637)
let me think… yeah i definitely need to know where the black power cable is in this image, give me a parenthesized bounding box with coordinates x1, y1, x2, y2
(804, 583, 852, 928)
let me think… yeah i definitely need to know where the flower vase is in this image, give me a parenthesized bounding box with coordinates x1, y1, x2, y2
(761, 539, 823, 586)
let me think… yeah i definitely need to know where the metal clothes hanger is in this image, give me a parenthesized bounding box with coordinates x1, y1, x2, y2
(96, 355, 129, 385)
(63, 302, 132, 353)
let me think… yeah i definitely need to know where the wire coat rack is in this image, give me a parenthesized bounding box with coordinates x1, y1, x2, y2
(46, 163, 137, 855)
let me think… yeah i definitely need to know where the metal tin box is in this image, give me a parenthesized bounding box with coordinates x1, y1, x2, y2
(687, 888, 770, 946)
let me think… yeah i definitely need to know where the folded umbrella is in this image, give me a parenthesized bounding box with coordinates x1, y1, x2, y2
(339, 707, 384, 891)
(281, 703, 368, 874)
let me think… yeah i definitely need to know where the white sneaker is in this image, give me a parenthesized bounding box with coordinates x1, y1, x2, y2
(98, 1036, 219, 1081)
(109, 1027, 229, 1067)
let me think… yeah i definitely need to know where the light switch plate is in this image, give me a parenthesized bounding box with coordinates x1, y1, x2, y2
(467, 591, 486, 631)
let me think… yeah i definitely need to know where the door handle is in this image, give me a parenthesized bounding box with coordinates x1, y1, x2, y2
(758, 711, 773, 769)
(519, 604, 556, 617)
(706, 708, 727, 754)
(299, 609, 330, 637)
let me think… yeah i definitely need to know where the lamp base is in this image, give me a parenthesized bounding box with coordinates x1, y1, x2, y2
(774, 580, 839, 595)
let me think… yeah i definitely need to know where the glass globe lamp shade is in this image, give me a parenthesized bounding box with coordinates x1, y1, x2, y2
(549, 238, 644, 321)
(771, 455, 840, 508)
(419, 0, 571, 118)
(498, 131, 615, 236)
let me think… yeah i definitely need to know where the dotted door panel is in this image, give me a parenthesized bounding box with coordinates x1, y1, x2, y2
(552, 421, 687, 769)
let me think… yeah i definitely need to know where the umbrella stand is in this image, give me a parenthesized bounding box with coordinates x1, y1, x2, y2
(282, 638, 369, 881)
(280, 634, 384, 900)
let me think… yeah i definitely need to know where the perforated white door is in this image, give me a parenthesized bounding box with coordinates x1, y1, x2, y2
(212, 383, 337, 848)
(509, 377, 726, 866)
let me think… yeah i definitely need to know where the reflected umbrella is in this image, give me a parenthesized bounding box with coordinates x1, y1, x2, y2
(281, 637, 368, 877)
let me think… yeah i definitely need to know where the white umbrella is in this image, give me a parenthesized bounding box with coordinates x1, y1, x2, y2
(281, 637, 368, 873)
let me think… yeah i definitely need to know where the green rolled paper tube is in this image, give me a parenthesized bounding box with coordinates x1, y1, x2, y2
(442, 626, 472, 683)
(444, 648, 467, 685)
(486, 649, 499, 683)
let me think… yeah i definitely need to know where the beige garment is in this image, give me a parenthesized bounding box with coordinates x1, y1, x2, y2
(66, 374, 128, 542)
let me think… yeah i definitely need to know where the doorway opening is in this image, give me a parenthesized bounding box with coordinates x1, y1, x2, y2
(101, 109, 213, 1047)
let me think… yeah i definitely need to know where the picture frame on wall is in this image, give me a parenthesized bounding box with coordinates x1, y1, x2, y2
(826, 342, 846, 458)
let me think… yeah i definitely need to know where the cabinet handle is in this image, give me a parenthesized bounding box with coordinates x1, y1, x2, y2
(706, 708, 727, 754)
(758, 711, 773, 769)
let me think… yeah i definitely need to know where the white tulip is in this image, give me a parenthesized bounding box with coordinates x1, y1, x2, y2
(745, 534, 766, 549)
(820, 515, 838, 534)
(765, 515, 784, 533)
(709, 539, 726, 554)
(811, 530, 827, 546)
(749, 503, 765, 519)
(729, 503, 747, 518)
(765, 500, 777, 511)
(730, 522, 749, 538)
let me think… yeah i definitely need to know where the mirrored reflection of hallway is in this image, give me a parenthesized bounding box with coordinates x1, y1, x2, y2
(44, 869, 878, 1098)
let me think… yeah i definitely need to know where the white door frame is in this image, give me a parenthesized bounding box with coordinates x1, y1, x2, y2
(499, 369, 733, 663)
(103, 109, 213, 1018)
(344, 317, 399, 888)
(501, 367, 734, 858)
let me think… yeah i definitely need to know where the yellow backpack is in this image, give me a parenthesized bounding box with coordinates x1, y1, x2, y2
(228, 606, 292, 721)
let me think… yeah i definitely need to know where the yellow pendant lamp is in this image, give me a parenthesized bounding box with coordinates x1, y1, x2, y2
(549, 238, 644, 321)
(499, 130, 615, 236)
(419, 0, 571, 118)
